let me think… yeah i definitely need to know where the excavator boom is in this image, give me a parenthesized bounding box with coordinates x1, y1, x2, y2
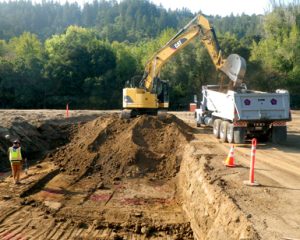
(122, 14, 247, 118)
(141, 14, 246, 92)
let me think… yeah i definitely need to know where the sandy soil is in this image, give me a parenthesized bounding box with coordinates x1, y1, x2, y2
(0, 111, 194, 239)
(0, 109, 299, 239)
(175, 110, 300, 239)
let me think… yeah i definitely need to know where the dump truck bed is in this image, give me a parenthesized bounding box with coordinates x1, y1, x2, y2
(205, 87, 290, 122)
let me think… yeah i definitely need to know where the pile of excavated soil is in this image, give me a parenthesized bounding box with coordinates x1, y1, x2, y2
(48, 114, 194, 184)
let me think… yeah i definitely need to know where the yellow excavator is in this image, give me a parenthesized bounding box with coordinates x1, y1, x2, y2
(121, 14, 246, 119)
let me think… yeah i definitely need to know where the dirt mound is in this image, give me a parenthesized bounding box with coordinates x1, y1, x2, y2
(50, 114, 193, 183)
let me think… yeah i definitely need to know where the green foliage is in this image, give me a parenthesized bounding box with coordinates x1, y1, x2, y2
(213, 14, 262, 39)
(250, 3, 300, 95)
(8, 32, 44, 66)
(0, 0, 300, 109)
(0, 32, 45, 108)
(111, 41, 139, 91)
(44, 26, 117, 108)
(0, 40, 9, 57)
(0, 0, 193, 42)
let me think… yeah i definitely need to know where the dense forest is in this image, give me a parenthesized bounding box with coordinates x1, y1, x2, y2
(0, 0, 299, 109)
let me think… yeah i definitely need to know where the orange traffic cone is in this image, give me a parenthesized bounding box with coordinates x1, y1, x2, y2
(225, 145, 236, 167)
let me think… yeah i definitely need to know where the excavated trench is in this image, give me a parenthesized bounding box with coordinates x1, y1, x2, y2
(0, 113, 259, 239)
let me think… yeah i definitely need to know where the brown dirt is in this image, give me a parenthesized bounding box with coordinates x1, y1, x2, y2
(0, 112, 195, 239)
(0, 110, 299, 239)
(176, 110, 300, 240)
(0, 110, 108, 172)
(49, 114, 193, 184)
(179, 146, 259, 240)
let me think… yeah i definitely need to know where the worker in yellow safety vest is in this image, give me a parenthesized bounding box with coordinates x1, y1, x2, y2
(8, 139, 25, 184)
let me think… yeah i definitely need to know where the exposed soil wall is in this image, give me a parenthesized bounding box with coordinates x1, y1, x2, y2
(179, 145, 260, 240)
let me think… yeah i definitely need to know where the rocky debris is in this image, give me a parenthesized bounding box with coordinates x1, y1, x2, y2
(20, 198, 35, 206)
(2, 195, 11, 200)
(44, 201, 62, 211)
(97, 182, 105, 189)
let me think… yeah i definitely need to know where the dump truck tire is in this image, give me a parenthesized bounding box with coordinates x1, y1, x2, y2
(227, 123, 234, 143)
(220, 121, 228, 142)
(213, 119, 222, 138)
(271, 126, 287, 144)
(233, 127, 246, 144)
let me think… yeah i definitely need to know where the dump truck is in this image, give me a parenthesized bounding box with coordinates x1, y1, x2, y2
(195, 84, 291, 144)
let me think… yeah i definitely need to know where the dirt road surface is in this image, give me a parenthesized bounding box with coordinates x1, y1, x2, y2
(174, 110, 300, 239)
(0, 109, 299, 239)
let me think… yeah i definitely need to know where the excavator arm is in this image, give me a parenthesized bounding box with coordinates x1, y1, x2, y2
(197, 15, 223, 69)
(142, 20, 201, 92)
(121, 14, 246, 119)
(196, 15, 247, 85)
(141, 15, 246, 92)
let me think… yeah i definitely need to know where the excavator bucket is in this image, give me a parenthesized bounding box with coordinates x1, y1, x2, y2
(220, 54, 246, 86)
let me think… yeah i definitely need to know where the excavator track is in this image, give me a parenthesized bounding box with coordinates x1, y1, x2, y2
(120, 109, 132, 119)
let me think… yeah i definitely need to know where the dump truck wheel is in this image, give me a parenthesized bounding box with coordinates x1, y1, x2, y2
(227, 123, 234, 143)
(233, 127, 246, 144)
(213, 119, 221, 138)
(271, 126, 287, 144)
(220, 121, 228, 142)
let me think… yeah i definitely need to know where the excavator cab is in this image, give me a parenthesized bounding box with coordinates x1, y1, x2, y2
(156, 79, 169, 108)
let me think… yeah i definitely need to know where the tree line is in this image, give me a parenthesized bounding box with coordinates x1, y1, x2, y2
(0, 0, 299, 110)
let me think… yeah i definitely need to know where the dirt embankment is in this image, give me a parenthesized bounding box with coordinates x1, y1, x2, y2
(0, 110, 117, 172)
(0, 119, 71, 172)
(179, 145, 259, 240)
